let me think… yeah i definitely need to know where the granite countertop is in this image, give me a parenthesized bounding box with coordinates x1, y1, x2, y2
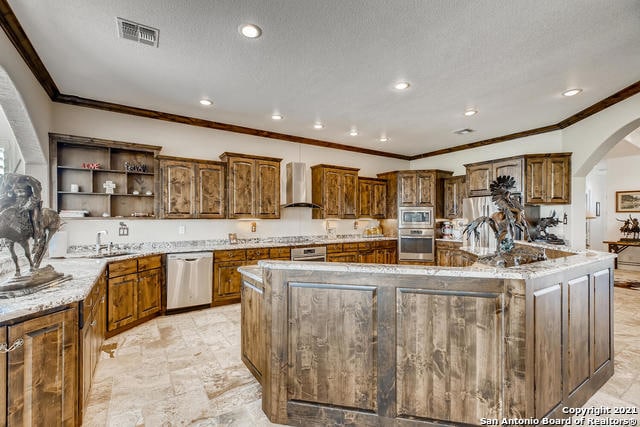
(250, 246, 614, 282)
(0, 235, 395, 323)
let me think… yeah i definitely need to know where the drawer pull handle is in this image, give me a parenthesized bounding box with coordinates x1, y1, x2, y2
(0, 338, 24, 353)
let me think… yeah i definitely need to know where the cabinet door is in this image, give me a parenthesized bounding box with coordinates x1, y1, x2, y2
(323, 169, 342, 218)
(255, 160, 281, 218)
(162, 160, 195, 218)
(241, 280, 265, 381)
(416, 171, 435, 205)
(437, 248, 451, 266)
(7, 308, 77, 426)
(546, 156, 571, 204)
(358, 180, 372, 218)
(398, 173, 417, 206)
(107, 273, 138, 331)
(138, 268, 162, 319)
(228, 158, 255, 218)
(81, 309, 94, 409)
(197, 163, 226, 218)
(213, 261, 245, 306)
(0, 327, 5, 427)
(444, 176, 465, 218)
(525, 157, 547, 204)
(493, 158, 524, 193)
(466, 163, 492, 197)
(342, 171, 358, 218)
(358, 250, 376, 263)
(371, 181, 387, 218)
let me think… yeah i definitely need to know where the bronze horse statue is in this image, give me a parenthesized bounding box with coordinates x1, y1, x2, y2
(0, 206, 61, 277)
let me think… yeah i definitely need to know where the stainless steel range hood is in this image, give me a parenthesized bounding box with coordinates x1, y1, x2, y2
(283, 162, 322, 209)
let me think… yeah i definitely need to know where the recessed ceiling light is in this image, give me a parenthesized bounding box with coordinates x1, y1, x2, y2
(199, 99, 212, 106)
(313, 122, 324, 129)
(349, 129, 358, 136)
(394, 81, 410, 90)
(379, 136, 389, 142)
(464, 109, 478, 116)
(271, 114, 283, 120)
(453, 128, 474, 135)
(562, 88, 582, 97)
(239, 24, 262, 38)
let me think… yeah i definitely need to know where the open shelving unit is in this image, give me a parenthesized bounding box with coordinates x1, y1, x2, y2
(50, 134, 162, 218)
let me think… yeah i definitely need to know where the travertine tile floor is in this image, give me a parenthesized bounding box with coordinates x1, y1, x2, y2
(83, 275, 640, 427)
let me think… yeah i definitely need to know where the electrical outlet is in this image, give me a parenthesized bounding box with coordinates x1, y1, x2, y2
(178, 225, 186, 235)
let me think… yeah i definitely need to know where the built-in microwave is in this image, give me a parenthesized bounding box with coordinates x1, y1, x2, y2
(398, 206, 434, 229)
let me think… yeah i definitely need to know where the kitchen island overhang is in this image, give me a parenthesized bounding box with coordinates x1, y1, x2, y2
(240, 249, 615, 426)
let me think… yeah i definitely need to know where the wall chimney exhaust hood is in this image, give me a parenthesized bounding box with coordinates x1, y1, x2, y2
(283, 162, 322, 209)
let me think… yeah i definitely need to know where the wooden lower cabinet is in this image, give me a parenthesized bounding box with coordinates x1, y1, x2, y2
(241, 274, 265, 383)
(107, 255, 163, 335)
(7, 307, 78, 426)
(108, 272, 138, 331)
(80, 274, 106, 419)
(138, 267, 162, 318)
(213, 260, 245, 306)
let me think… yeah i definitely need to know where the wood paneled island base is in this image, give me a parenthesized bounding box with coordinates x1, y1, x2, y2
(240, 248, 616, 426)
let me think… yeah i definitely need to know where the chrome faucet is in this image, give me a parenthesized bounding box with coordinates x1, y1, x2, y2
(96, 230, 109, 254)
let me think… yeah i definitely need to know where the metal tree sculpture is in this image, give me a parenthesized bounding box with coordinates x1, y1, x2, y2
(463, 175, 531, 254)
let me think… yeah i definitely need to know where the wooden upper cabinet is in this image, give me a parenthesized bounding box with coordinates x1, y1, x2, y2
(161, 160, 195, 218)
(398, 173, 418, 206)
(342, 171, 358, 218)
(197, 163, 226, 218)
(525, 153, 571, 204)
(227, 157, 254, 217)
(256, 160, 281, 218)
(311, 165, 360, 219)
(443, 175, 466, 218)
(416, 171, 436, 205)
(160, 157, 227, 219)
(492, 157, 524, 194)
(466, 162, 493, 197)
(466, 153, 570, 204)
(358, 177, 387, 218)
(398, 171, 437, 206)
(221, 153, 282, 219)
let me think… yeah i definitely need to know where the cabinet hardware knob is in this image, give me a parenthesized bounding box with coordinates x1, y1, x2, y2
(90, 320, 97, 327)
(0, 338, 24, 353)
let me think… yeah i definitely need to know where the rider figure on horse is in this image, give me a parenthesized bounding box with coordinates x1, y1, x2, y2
(0, 173, 44, 244)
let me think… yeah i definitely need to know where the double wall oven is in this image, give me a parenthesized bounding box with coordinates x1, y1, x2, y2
(398, 206, 435, 262)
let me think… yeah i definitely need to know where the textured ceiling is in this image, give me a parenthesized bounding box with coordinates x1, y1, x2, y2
(7, 0, 640, 156)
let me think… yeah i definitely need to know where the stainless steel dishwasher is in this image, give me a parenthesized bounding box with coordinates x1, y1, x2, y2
(166, 252, 213, 310)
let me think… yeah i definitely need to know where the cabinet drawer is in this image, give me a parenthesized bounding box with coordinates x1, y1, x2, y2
(342, 242, 359, 252)
(269, 247, 291, 259)
(247, 248, 270, 261)
(108, 259, 137, 278)
(214, 249, 246, 262)
(138, 255, 162, 272)
(326, 243, 343, 253)
(358, 242, 373, 251)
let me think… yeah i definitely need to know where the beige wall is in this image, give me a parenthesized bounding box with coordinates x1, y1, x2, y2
(51, 103, 409, 245)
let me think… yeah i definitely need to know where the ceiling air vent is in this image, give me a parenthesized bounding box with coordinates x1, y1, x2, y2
(117, 18, 159, 47)
(453, 128, 474, 135)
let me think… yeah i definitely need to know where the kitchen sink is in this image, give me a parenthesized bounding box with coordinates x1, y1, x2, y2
(85, 251, 133, 259)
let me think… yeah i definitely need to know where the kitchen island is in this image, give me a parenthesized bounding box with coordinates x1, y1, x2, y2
(240, 247, 616, 426)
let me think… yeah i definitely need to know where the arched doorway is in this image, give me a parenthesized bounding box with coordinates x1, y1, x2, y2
(0, 65, 47, 186)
